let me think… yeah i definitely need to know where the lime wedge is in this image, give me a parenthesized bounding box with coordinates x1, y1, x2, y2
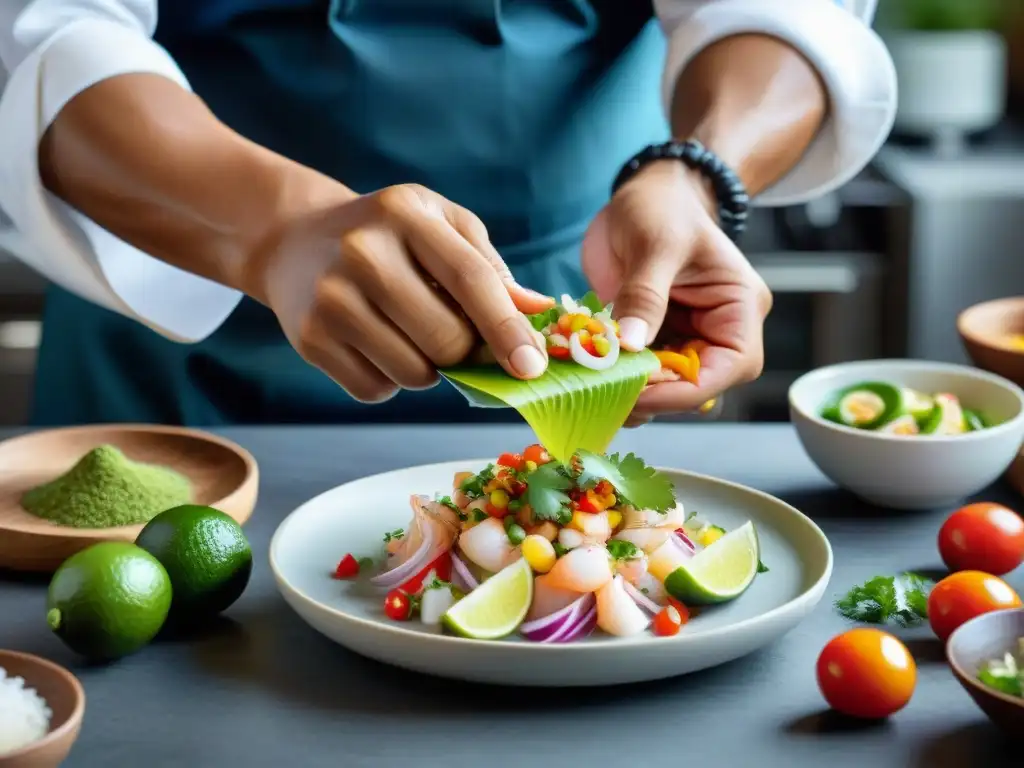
(442, 557, 533, 639)
(664, 521, 760, 605)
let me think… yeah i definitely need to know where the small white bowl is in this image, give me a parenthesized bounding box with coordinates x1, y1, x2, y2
(789, 359, 1024, 510)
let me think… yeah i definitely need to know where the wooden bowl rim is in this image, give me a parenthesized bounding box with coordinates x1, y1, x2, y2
(946, 608, 1024, 710)
(0, 423, 259, 537)
(957, 297, 1024, 350)
(0, 649, 85, 762)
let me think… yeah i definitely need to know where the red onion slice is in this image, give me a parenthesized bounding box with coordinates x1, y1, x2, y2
(521, 593, 593, 643)
(673, 529, 698, 551)
(370, 527, 435, 589)
(622, 580, 662, 615)
(450, 551, 479, 593)
(559, 604, 598, 642)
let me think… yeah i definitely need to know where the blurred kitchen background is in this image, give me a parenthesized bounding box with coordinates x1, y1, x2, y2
(2, 0, 1024, 425)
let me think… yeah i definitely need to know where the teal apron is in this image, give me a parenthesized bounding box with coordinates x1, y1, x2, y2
(31, 0, 669, 425)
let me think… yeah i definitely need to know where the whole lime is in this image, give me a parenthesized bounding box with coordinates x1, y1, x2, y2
(47, 541, 173, 661)
(135, 504, 252, 620)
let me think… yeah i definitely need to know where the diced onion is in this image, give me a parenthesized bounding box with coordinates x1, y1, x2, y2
(569, 319, 620, 370)
(520, 593, 595, 643)
(451, 551, 479, 592)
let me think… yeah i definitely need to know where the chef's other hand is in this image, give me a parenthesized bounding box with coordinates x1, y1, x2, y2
(582, 161, 772, 420)
(255, 183, 554, 402)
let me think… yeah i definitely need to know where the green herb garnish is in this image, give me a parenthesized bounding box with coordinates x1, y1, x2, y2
(522, 462, 573, 524)
(757, 561, 769, 574)
(383, 528, 404, 543)
(835, 572, 934, 627)
(606, 539, 640, 560)
(575, 450, 676, 512)
(459, 465, 495, 498)
(472, 509, 488, 523)
(552, 542, 569, 558)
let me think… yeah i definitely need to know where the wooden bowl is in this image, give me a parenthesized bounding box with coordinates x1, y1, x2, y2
(957, 297, 1024, 387)
(0, 425, 258, 573)
(947, 608, 1024, 734)
(0, 650, 85, 767)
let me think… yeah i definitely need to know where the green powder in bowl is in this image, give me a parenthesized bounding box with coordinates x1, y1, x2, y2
(21, 445, 193, 529)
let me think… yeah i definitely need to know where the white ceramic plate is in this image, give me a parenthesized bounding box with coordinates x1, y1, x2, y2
(270, 460, 833, 687)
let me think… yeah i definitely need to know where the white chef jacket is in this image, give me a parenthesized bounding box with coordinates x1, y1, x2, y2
(0, 0, 895, 344)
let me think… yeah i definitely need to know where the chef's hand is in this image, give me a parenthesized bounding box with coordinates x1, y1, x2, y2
(582, 161, 772, 424)
(254, 183, 553, 402)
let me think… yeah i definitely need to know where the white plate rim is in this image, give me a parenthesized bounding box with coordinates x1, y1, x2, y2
(269, 458, 834, 652)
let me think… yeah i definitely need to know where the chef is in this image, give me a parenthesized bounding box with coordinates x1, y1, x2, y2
(0, 0, 894, 426)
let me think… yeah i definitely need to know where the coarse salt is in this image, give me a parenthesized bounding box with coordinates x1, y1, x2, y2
(0, 666, 52, 755)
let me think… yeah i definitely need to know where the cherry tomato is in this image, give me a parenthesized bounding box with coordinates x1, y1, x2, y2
(383, 589, 412, 621)
(927, 570, 1022, 641)
(497, 452, 525, 472)
(652, 606, 684, 637)
(332, 553, 359, 579)
(938, 502, 1024, 576)
(548, 346, 571, 360)
(398, 552, 453, 594)
(523, 444, 551, 466)
(816, 628, 916, 719)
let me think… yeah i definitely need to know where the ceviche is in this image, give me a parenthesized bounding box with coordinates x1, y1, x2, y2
(333, 445, 765, 642)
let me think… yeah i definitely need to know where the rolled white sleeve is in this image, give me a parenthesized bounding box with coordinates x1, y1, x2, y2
(0, 1, 242, 343)
(653, 0, 897, 207)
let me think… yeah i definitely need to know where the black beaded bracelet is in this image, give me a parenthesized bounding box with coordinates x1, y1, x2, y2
(611, 139, 750, 244)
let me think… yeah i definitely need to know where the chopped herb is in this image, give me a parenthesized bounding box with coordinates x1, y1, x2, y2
(507, 499, 522, 512)
(835, 572, 934, 627)
(522, 462, 573, 524)
(979, 666, 1022, 697)
(685, 510, 698, 522)
(575, 451, 676, 512)
(757, 560, 769, 574)
(606, 539, 640, 561)
(426, 575, 453, 592)
(526, 307, 560, 331)
(640, 587, 649, 595)
(383, 528, 404, 543)
(437, 495, 461, 514)
(578, 290, 605, 314)
(357, 556, 375, 571)
(472, 509, 488, 523)
(552, 542, 569, 558)
(460, 465, 495, 498)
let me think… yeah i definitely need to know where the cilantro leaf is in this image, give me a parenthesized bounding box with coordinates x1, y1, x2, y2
(578, 291, 605, 315)
(575, 451, 676, 512)
(383, 528, 404, 543)
(523, 462, 573, 524)
(526, 307, 560, 331)
(757, 560, 769, 574)
(606, 540, 640, 560)
(459, 465, 495, 498)
(835, 572, 934, 627)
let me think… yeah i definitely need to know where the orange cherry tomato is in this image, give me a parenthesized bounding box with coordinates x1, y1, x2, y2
(927, 570, 1022, 642)
(937, 502, 1024, 576)
(652, 605, 684, 637)
(816, 628, 916, 719)
(523, 444, 551, 466)
(667, 597, 691, 625)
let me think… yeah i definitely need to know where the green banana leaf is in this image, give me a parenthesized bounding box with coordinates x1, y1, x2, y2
(441, 349, 660, 462)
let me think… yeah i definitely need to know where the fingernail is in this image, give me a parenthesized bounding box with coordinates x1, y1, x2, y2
(519, 285, 554, 303)
(510, 345, 547, 379)
(618, 317, 649, 352)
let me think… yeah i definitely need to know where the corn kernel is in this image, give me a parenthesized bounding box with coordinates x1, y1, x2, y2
(699, 399, 716, 414)
(522, 535, 556, 573)
(570, 510, 588, 531)
(592, 335, 611, 357)
(524, 460, 538, 472)
(569, 313, 591, 333)
(602, 492, 616, 509)
(699, 525, 725, 547)
(489, 489, 509, 509)
(606, 509, 622, 529)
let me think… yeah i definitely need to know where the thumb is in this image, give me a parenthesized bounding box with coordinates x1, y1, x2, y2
(451, 205, 555, 315)
(613, 250, 680, 352)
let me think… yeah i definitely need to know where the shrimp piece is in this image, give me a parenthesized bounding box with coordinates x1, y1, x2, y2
(634, 570, 668, 606)
(616, 551, 649, 585)
(545, 545, 614, 593)
(621, 502, 685, 531)
(611, 527, 672, 554)
(576, 510, 612, 545)
(457, 517, 520, 573)
(527, 573, 581, 621)
(392, 495, 459, 566)
(596, 575, 650, 637)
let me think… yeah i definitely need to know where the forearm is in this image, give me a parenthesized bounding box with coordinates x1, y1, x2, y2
(669, 33, 827, 197)
(38, 73, 354, 303)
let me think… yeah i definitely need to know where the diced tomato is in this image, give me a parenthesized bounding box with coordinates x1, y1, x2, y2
(497, 452, 525, 472)
(574, 494, 600, 514)
(582, 339, 598, 356)
(523, 444, 551, 466)
(332, 553, 360, 579)
(384, 589, 413, 621)
(508, 479, 527, 496)
(594, 480, 614, 496)
(398, 551, 453, 594)
(548, 346, 571, 360)
(486, 502, 512, 519)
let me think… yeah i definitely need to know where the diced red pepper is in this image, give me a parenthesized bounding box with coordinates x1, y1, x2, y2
(548, 346, 571, 360)
(497, 452, 525, 472)
(332, 553, 360, 579)
(594, 480, 614, 496)
(582, 339, 598, 356)
(574, 494, 600, 514)
(508, 479, 527, 496)
(384, 589, 413, 621)
(399, 551, 453, 594)
(485, 502, 512, 519)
